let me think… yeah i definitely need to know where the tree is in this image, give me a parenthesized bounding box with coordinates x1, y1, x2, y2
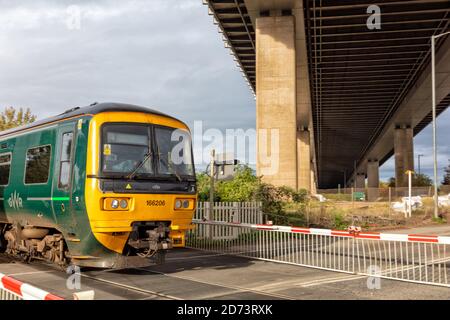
(413, 173, 433, 187)
(0, 107, 36, 131)
(388, 177, 396, 187)
(443, 161, 450, 185)
(387, 173, 433, 187)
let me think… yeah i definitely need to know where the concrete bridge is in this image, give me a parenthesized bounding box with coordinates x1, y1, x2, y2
(203, 0, 450, 196)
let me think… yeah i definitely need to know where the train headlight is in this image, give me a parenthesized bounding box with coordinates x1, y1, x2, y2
(119, 199, 128, 209)
(174, 198, 195, 210)
(111, 199, 119, 209)
(103, 198, 130, 211)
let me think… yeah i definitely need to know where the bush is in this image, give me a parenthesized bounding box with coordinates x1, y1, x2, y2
(215, 165, 259, 202)
(331, 210, 349, 229)
(196, 173, 211, 201)
(254, 183, 284, 215)
(196, 164, 309, 221)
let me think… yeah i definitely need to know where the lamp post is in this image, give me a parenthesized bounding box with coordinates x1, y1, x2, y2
(431, 31, 450, 219)
(417, 154, 424, 175)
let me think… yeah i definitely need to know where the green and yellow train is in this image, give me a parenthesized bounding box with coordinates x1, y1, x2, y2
(0, 102, 197, 268)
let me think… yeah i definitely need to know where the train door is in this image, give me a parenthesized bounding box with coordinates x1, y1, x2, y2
(51, 123, 76, 231)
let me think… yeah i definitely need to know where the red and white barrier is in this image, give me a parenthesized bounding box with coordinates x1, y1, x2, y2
(0, 273, 63, 300)
(194, 219, 450, 245)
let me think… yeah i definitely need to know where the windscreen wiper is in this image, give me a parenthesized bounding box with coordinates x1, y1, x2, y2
(158, 157, 182, 182)
(127, 152, 153, 180)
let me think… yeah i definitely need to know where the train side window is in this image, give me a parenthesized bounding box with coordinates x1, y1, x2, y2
(58, 132, 73, 189)
(24, 145, 51, 184)
(0, 153, 12, 186)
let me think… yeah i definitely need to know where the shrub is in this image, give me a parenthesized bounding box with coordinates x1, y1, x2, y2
(215, 165, 259, 202)
(196, 164, 309, 221)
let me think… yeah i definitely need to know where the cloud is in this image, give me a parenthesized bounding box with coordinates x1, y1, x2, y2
(0, 0, 256, 166)
(0, 0, 448, 178)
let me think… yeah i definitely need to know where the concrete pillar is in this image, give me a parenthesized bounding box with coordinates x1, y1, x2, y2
(294, 2, 314, 193)
(310, 168, 317, 195)
(394, 126, 414, 187)
(355, 173, 366, 190)
(297, 129, 311, 191)
(256, 15, 297, 189)
(367, 160, 380, 201)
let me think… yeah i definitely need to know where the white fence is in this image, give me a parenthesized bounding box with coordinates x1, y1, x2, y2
(194, 202, 263, 240)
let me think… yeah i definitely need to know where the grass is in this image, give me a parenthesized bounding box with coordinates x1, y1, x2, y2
(432, 216, 447, 224)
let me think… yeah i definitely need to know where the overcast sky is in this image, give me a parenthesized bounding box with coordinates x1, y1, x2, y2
(0, 0, 448, 184)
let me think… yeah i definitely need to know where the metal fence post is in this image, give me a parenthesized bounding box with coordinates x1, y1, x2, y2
(232, 202, 240, 238)
(388, 187, 392, 217)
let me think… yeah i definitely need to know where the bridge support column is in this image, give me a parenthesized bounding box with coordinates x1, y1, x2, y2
(355, 173, 366, 190)
(297, 128, 311, 191)
(256, 15, 297, 189)
(394, 126, 414, 187)
(367, 160, 380, 201)
(310, 169, 317, 194)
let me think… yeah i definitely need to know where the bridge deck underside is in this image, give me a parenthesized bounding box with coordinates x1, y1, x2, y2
(206, 0, 450, 188)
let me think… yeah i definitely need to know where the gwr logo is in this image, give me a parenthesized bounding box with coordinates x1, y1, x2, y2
(8, 191, 23, 210)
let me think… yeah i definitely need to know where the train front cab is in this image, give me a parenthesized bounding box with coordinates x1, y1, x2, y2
(83, 111, 197, 264)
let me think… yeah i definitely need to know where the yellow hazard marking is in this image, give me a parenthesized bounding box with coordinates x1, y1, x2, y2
(125, 184, 132, 190)
(103, 144, 111, 155)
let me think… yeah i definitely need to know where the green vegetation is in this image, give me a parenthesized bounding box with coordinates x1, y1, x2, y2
(388, 173, 433, 187)
(0, 106, 36, 131)
(329, 208, 348, 229)
(196, 164, 309, 223)
(443, 160, 450, 186)
(432, 216, 447, 224)
(195, 165, 445, 230)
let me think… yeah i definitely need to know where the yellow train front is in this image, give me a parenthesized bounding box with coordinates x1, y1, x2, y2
(0, 102, 197, 269)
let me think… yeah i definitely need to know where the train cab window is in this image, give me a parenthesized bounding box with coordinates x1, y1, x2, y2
(101, 124, 153, 175)
(58, 132, 73, 189)
(0, 153, 12, 186)
(154, 127, 194, 177)
(25, 145, 51, 184)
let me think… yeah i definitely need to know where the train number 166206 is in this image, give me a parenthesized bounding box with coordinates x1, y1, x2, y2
(146, 200, 166, 206)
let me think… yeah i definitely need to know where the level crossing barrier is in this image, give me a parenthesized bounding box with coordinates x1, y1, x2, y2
(187, 220, 450, 288)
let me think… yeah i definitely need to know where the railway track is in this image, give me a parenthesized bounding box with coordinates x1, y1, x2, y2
(133, 267, 295, 300)
(80, 273, 183, 300)
(1, 251, 294, 300)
